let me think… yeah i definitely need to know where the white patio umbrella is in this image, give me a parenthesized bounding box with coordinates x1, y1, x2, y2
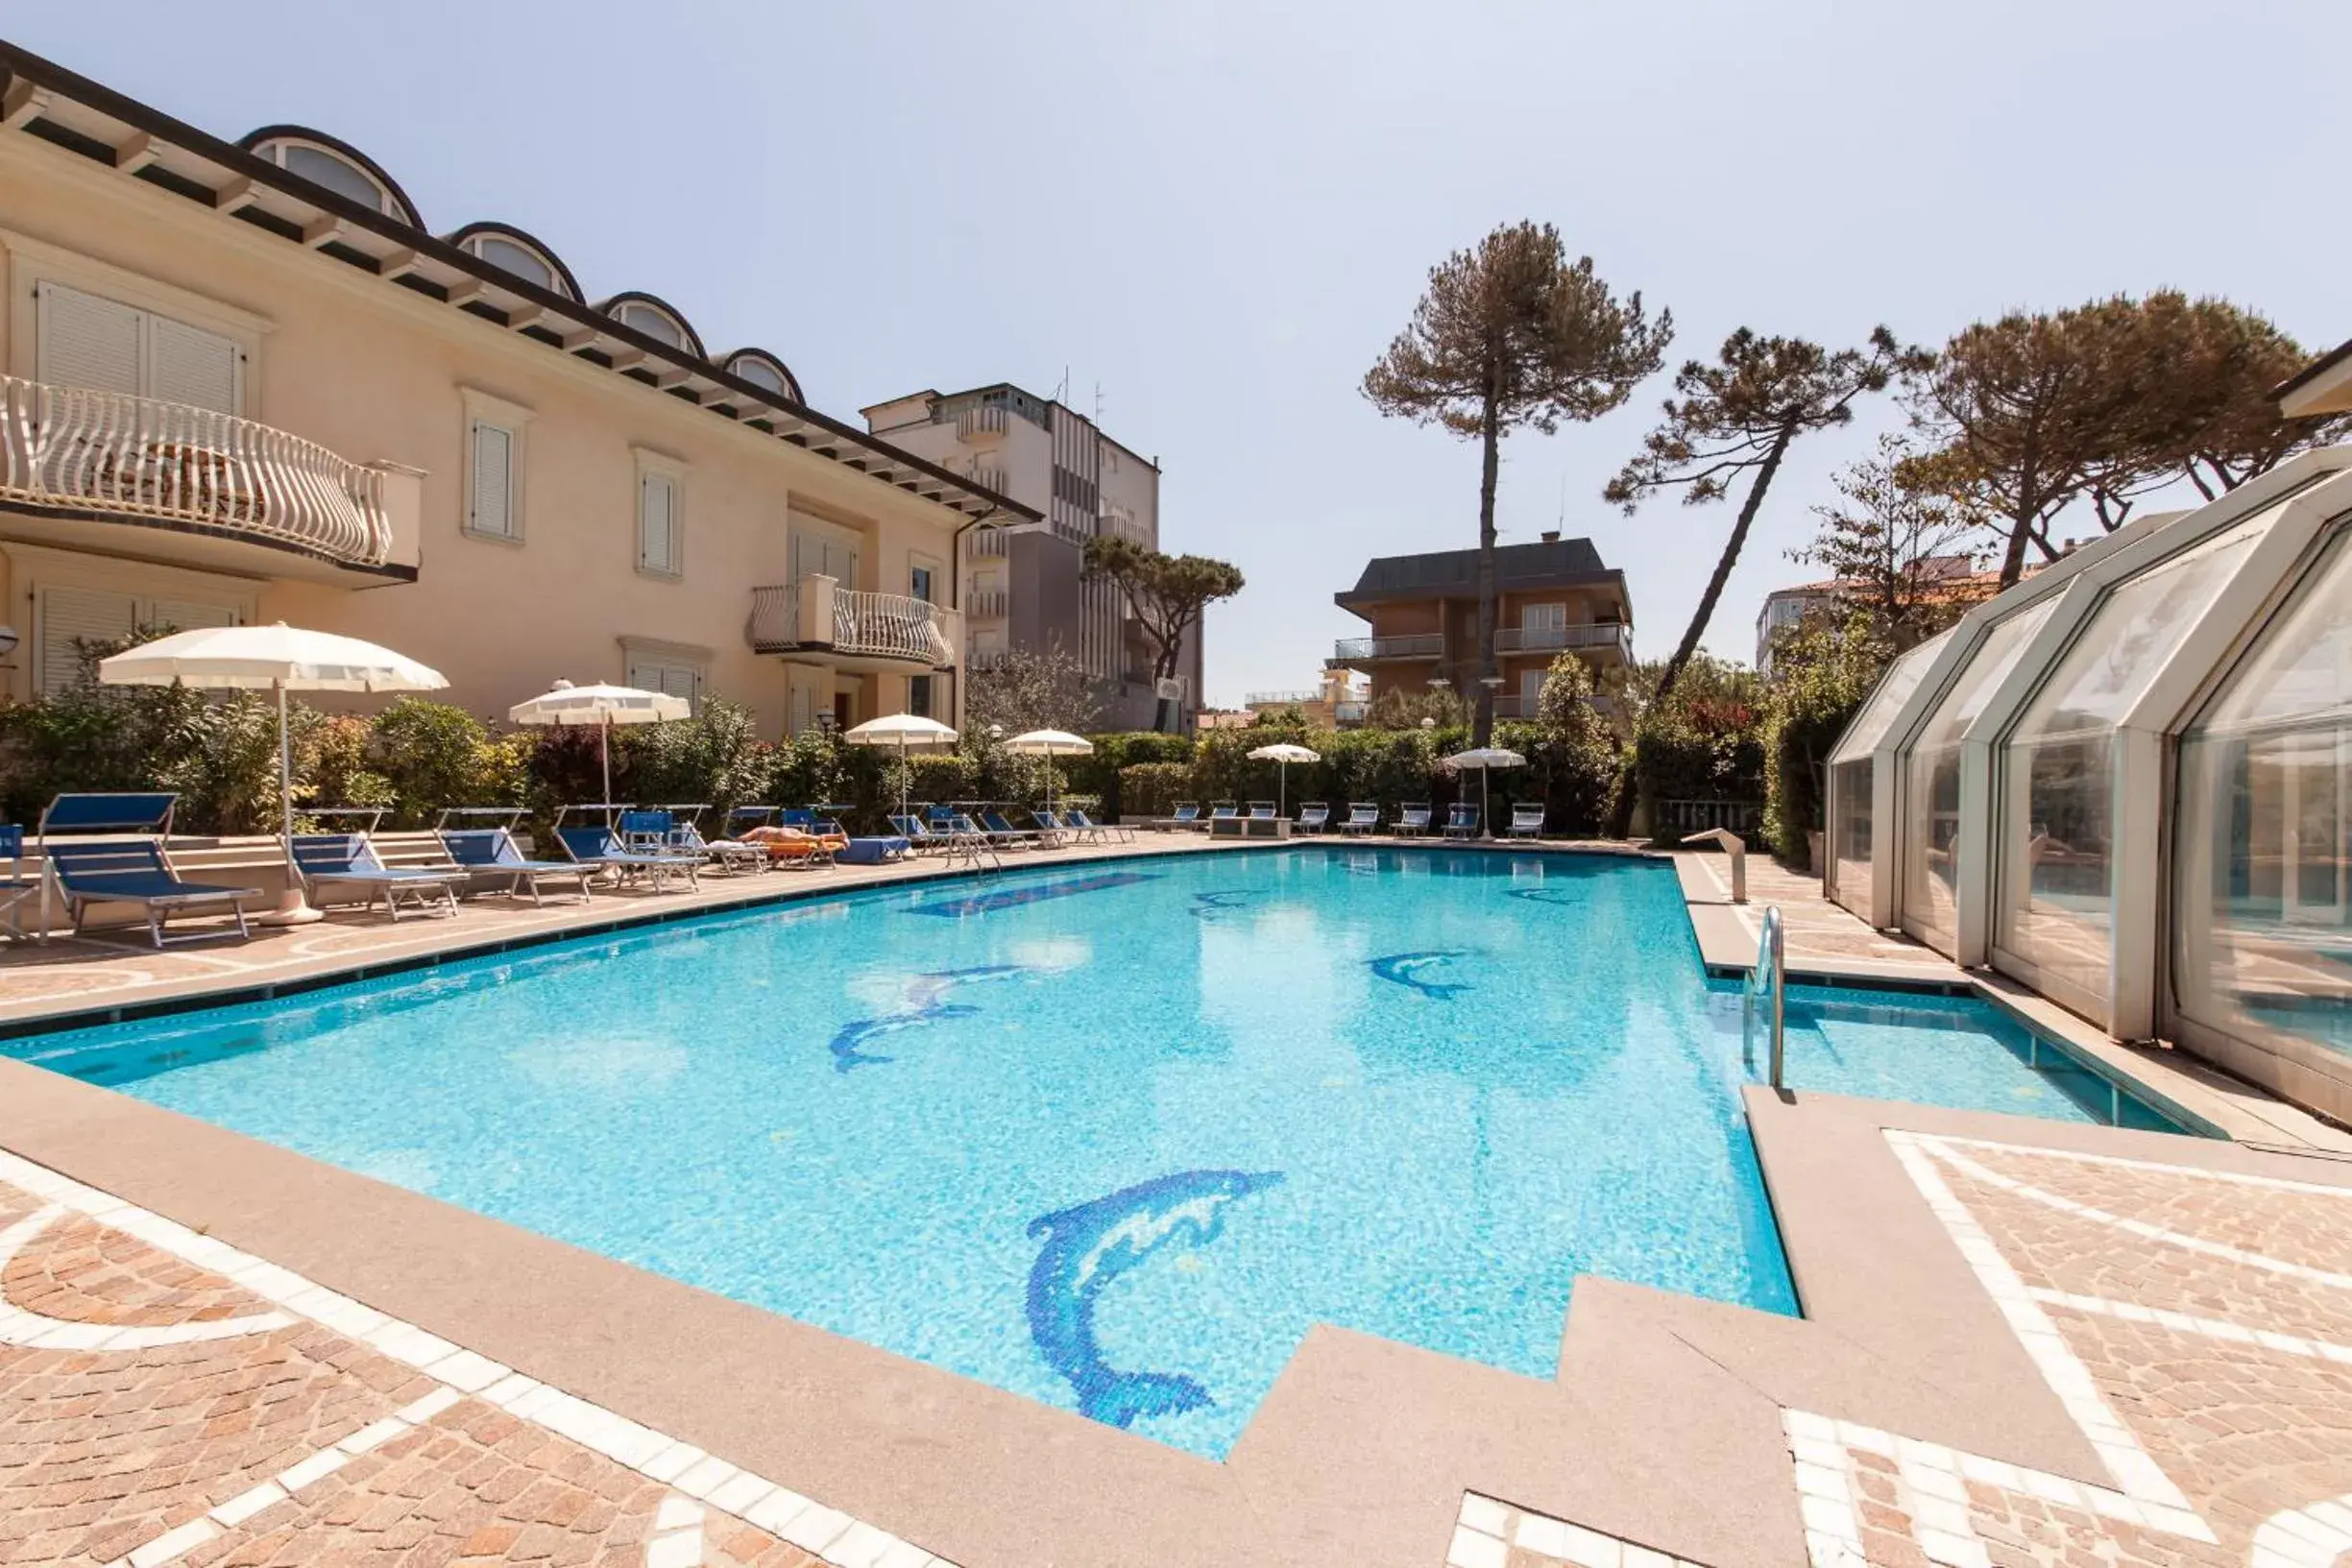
(1247, 741, 1321, 816)
(98, 623, 448, 927)
(508, 680, 689, 812)
(842, 712, 960, 825)
(1003, 729, 1092, 819)
(1442, 745, 1527, 839)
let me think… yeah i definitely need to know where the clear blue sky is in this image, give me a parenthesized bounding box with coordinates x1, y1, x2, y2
(16, 2, 2344, 705)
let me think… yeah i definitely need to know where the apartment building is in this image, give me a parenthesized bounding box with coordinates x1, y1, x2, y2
(1328, 533, 1634, 717)
(861, 383, 1200, 731)
(1754, 553, 1987, 673)
(0, 44, 1034, 736)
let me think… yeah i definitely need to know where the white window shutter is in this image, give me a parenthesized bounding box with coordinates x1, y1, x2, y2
(151, 599, 240, 633)
(36, 586, 139, 697)
(662, 665, 698, 703)
(34, 283, 143, 396)
(147, 316, 243, 414)
(639, 472, 675, 572)
(470, 422, 514, 537)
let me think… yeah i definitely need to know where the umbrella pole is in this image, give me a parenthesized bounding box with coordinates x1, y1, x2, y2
(601, 715, 614, 824)
(257, 678, 322, 926)
(1482, 767, 1491, 840)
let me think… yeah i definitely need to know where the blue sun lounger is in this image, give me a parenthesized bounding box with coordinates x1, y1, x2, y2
(1443, 802, 1480, 839)
(292, 816, 461, 920)
(38, 793, 263, 948)
(434, 809, 594, 905)
(557, 819, 701, 892)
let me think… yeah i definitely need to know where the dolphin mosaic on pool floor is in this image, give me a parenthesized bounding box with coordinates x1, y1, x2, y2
(0, 1149, 957, 1568)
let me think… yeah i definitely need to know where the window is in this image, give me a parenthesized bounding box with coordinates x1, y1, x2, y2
(625, 656, 702, 711)
(788, 515, 861, 587)
(1522, 603, 1567, 632)
(909, 675, 934, 718)
(726, 352, 796, 399)
(1995, 520, 2269, 1005)
(613, 302, 686, 349)
(461, 390, 531, 542)
(249, 137, 405, 220)
(1823, 630, 1951, 921)
(468, 421, 517, 539)
(2174, 526, 2352, 1070)
(909, 564, 935, 604)
(460, 233, 570, 297)
(34, 282, 244, 414)
(636, 459, 681, 578)
(35, 585, 239, 697)
(1899, 600, 2057, 949)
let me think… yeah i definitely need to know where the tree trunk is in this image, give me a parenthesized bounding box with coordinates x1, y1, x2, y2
(1654, 422, 1794, 711)
(1472, 389, 1502, 748)
(1608, 422, 1794, 840)
(1996, 506, 2036, 589)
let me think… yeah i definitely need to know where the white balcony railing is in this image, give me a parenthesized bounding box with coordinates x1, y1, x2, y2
(966, 526, 1008, 559)
(1495, 622, 1636, 661)
(746, 575, 958, 667)
(0, 374, 393, 567)
(967, 589, 1008, 618)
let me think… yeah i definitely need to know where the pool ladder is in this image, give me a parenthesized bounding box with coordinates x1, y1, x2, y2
(1745, 905, 1786, 1092)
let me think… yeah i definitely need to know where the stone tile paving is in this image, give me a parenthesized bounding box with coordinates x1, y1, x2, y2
(1459, 1132, 2352, 1568)
(0, 1163, 957, 1568)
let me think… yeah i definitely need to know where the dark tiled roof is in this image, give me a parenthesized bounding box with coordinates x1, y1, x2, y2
(1342, 539, 1612, 598)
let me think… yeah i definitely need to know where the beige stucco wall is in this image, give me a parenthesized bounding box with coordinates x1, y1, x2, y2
(0, 135, 967, 735)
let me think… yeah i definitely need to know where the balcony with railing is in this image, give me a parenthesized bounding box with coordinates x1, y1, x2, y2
(956, 404, 1009, 445)
(966, 588, 1009, 619)
(1494, 621, 1636, 663)
(0, 374, 400, 570)
(1329, 633, 1445, 663)
(966, 526, 1009, 559)
(746, 575, 961, 669)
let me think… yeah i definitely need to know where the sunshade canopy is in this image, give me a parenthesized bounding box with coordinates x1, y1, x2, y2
(508, 680, 688, 727)
(97, 623, 446, 692)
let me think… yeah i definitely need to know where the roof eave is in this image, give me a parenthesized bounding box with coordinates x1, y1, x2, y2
(0, 42, 1038, 524)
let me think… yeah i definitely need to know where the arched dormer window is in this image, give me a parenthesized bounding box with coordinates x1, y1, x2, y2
(241, 127, 421, 226)
(723, 349, 803, 404)
(445, 223, 581, 300)
(598, 292, 703, 358)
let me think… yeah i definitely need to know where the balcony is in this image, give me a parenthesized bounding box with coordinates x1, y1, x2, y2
(1495, 622, 1636, 663)
(1333, 702, 1370, 725)
(967, 588, 1009, 618)
(1330, 633, 1444, 663)
(966, 526, 1009, 560)
(0, 374, 400, 571)
(746, 576, 961, 670)
(956, 405, 1008, 446)
(1491, 694, 1533, 719)
(1246, 688, 1321, 707)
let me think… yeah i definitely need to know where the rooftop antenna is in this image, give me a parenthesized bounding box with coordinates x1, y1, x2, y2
(1093, 380, 1103, 425)
(1054, 365, 1070, 404)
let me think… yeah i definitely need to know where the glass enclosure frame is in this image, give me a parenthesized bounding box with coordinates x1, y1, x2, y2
(1814, 446, 2352, 1124)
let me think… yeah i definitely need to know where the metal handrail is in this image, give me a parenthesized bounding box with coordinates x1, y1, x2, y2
(0, 374, 393, 566)
(1746, 905, 1786, 1091)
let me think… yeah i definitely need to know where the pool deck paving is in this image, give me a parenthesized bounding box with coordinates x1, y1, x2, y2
(0, 833, 2348, 1568)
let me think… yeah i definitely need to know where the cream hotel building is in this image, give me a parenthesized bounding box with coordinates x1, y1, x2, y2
(0, 42, 1035, 734)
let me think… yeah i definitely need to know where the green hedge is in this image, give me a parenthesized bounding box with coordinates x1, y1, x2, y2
(1116, 762, 1194, 819)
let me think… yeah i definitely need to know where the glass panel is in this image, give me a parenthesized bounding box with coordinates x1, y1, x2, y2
(473, 237, 556, 292)
(618, 303, 684, 349)
(1829, 630, 1951, 765)
(1996, 513, 2277, 1005)
(2176, 528, 2352, 1066)
(279, 144, 389, 213)
(1831, 758, 1875, 917)
(1900, 599, 2058, 946)
(732, 357, 786, 394)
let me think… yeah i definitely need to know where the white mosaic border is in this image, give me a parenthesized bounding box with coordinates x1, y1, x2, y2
(0, 1146, 960, 1568)
(1447, 1492, 1704, 1568)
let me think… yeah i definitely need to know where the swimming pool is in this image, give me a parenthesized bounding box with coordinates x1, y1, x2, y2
(2, 847, 2184, 1456)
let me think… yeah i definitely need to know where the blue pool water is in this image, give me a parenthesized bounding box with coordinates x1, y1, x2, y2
(2, 849, 2181, 1456)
